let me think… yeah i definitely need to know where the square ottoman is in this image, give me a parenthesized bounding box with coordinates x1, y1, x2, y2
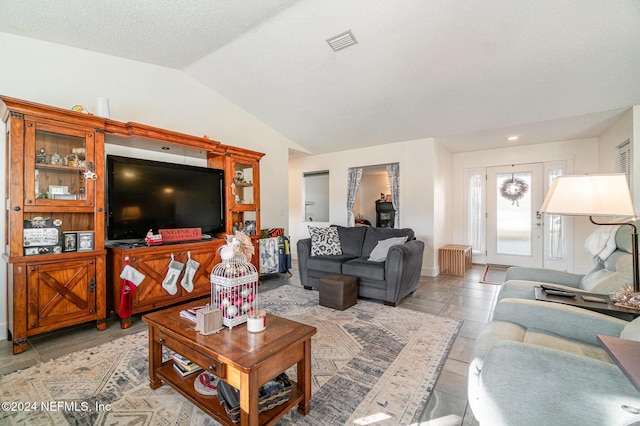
(319, 274, 358, 310)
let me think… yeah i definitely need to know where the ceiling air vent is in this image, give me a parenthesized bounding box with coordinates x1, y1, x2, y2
(326, 30, 358, 52)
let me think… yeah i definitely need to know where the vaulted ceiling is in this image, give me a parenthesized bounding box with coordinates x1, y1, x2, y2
(2, 0, 639, 154)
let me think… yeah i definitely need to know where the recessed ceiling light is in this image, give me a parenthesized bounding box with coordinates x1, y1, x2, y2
(507, 136, 519, 141)
(326, 30, 358, 52)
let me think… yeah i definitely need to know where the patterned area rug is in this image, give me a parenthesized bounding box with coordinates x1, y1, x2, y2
(480, 264, 510, 285)
(0, 285, 461, 426)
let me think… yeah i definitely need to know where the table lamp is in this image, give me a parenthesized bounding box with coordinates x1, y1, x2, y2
(539, 173, 638, 292)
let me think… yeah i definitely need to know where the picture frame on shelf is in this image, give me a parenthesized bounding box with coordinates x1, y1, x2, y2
(52, 193, 78, 200)
(77, 231, 94, 252)
(23, 218, 62, 256)
(63, 232, 77, 252)
(48, 185, 68, 195)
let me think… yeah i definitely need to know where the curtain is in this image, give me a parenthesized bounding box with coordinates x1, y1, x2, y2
(346, 168, 363, 226)
(387, 163, 400, 228)
(469, 173, 483, 252)
(547, 166, 565, 260)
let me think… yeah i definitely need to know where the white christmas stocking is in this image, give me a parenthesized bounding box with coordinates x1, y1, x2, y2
(181, 258, 200, 293)
(162, 255, 184, 295)
(119, 264, 145, 287)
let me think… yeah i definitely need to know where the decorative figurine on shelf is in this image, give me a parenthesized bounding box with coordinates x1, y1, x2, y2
(50, 153, 62, 166)
(379, 193, 386, 201)
(37, 148, 47, 164)
(65, 153, 77, 167)
(73, 147, 86, 168)
(244, 220, 256, 236)
(71, 105, 90, 114)
(219, 238, 238, 261)
(144, 229, 163, 246)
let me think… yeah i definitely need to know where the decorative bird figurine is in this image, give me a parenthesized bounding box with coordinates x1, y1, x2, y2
(220, 237, 239, 261)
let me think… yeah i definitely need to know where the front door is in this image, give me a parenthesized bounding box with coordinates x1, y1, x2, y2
(486, 163, 544, 267)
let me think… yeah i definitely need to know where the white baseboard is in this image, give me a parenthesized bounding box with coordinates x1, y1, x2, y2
(422, 266, 439, 277)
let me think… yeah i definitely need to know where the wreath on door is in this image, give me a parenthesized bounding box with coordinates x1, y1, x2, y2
(500, 175, 529, 206)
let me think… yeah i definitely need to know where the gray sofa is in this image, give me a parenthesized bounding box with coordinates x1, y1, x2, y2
(469, 297, 640, 425)
(297, 225, 424, 306)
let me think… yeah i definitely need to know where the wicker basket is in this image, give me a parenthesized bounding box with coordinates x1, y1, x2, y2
(217, 373, 292, 423)
(210, 253, 259, 328)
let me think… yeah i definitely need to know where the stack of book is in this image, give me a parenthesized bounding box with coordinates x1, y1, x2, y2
(172, 353, 202, 377)
(179, 306, 205, 323)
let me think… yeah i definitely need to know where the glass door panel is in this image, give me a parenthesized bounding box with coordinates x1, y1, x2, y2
(233, 162, 254, 206)
(486, 163, 544, 268)
(35, 130, 86, 201)
(495, 172, 532, 255)
(25, 122, 95, 208)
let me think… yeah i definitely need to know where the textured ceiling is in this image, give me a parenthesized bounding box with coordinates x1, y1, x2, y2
(1, 0, 639, 154)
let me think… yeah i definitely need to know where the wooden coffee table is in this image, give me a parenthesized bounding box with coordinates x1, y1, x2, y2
(142, 300, 317, 426)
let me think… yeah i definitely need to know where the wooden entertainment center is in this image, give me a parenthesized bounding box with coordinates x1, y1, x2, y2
(1, 96, 264, 354)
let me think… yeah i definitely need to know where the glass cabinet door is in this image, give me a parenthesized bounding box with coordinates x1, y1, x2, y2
(232, 161, 254, 206)
(24, 121, 95, 208)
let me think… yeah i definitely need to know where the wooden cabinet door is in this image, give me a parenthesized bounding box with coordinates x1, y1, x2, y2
(128, 251, 180, 310)
(27, 259, 97, 330)
(24, 120, 97, 209)
(128, 243, 223, 309)
(185, 244, 222, 299)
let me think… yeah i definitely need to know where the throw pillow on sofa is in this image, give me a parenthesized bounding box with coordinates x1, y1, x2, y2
(367, 236, 408, 262)
(309, 226, 343, 256)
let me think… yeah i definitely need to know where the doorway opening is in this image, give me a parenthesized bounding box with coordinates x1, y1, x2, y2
(351, 163, 399, 228)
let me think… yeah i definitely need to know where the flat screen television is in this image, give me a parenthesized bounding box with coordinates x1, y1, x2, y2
(106, 155, 225, 241)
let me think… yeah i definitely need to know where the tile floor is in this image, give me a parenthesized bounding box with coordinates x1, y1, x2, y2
(0, 264, 499, 425)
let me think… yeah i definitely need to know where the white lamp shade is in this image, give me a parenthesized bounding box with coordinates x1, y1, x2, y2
(540, 174, 636, 217)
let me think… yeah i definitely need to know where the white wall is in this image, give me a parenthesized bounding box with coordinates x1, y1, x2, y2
(0, 32, 302, 340)
(433, 142, 454, 272)
(634, 106, 640, 210)
(289, 138, 440, 276)
(598, 109, 632, 174)
(451, 138, 600, 274)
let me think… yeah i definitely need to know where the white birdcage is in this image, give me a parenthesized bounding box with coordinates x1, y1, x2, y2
(210, 253, 259, 328)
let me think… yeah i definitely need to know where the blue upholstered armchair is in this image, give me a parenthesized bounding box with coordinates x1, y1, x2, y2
(498, 221, 640, 303)
(469, 298, 640, 425)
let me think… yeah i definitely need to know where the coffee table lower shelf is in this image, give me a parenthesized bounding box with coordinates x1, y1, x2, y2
(155, 361, 303, 426)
